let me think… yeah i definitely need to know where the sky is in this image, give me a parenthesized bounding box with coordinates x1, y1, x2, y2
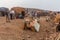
(0, 0, 60, 11)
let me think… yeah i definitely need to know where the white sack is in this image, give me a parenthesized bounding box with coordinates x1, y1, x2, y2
(34, 22, 40, 32)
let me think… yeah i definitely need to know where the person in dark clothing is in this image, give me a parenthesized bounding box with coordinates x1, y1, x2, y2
(5, 12, 10, 22)
(56, 22, 60, 32)
(1, 12, 5, 16)
(21, 11, 25, 19)
(10, 14, 13, 20)
(37, 13, 40, 18)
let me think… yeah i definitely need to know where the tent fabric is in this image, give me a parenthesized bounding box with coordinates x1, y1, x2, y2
(0, 7, 9, 12)
(11, 7, 25, 14)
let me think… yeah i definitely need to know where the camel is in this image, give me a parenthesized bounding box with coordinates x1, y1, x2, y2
(24, 17, 40, 32)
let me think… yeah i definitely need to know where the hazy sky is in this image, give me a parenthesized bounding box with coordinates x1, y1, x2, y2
(0, 0, 60, 11)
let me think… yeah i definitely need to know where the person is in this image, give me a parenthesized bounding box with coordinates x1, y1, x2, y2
(6, 11, 10, 22)
(56, 21, 60, 32)
(9, 10, 15, 20)
(35, 13, 37, 18)
(46, 16, 49, 22)
(21, 11, 25, 19)
(37, 13, 40, 18)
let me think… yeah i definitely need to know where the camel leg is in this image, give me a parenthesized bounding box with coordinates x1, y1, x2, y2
(31, 27, 36, 32)
(24, 22, 27, 30)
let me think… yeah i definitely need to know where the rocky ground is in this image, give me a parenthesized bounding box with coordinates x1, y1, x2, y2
(0, 16, 59, 40)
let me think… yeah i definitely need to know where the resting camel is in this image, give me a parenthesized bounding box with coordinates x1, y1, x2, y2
(24, 17, 40, 32)
(54, 14, 60, 32)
